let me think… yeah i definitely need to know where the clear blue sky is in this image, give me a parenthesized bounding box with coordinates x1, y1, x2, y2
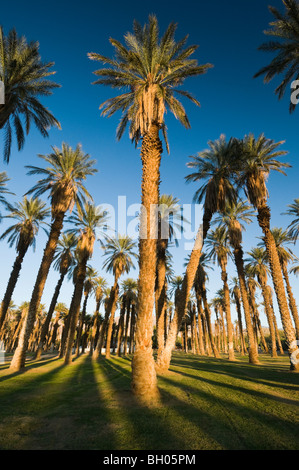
(1, 0, 298, 329)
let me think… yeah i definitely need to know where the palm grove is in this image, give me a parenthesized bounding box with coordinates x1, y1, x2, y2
(1, 1, 299, 406)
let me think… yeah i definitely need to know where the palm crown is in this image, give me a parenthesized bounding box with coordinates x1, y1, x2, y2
(88, 15, 212, 150)
(0, 27, 61, 162)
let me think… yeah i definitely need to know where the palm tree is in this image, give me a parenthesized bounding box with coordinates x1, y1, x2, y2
(99, 234, 137, 359)
(89, 276, 107, 356)
(254, 0, 299, 113)
(268, 227, 299, 338)
(0, 27, 61, 162)
(0, 196, 49, 331)
(118, 277, 138, 357)
(34, 232, 77, 360)
(10, 144, 97, 371)
(284, 198, 299, 241)
(88, 15, 212, 404)
(206, 226, 235, 360)
(76, 266, 98, 355)
(0, 172, 12, 214)
(229, 277, 247, 355)
(155, 194, 182, 357)
(156, 135, 239, 372)
(237, 133, 299, 370)
(214, 199, 260, 364)
(246, 247, 278, 357)
(63, 203, 108, 365)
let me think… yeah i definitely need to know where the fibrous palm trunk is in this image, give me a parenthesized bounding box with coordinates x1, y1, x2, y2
(105, 282, 119, 359)
(257, 205, 299, 370)
(0, 246, 28, 332)
(10, 212, 65, 371)
(281, 262, 299, 339)
(221, 266, 235, 361)
(131, 123, 162, 404)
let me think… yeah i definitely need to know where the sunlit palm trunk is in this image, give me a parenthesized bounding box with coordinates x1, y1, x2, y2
(156, 226, 203, 372)
(131, 123, 161, 404)
(64, 257, 88, 365)
(105, 282, 119, 359)
(258, 278, 277, 357)
(281, 262, 299, 339)
(221, 266, 235, 361)
(258, 205, 299, 370)
(0, 246, 28, 331)
(201, 284, 220, 358)
(34, 269, 66, 360)
(10, 211, 65, 371)
(89, 297, 103, 356)
(233, 247, 259, 364)
(155, 239, 167, 356)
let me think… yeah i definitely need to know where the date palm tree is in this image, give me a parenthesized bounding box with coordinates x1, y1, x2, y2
(10, 144, 97, 371)
(237, 133, 299, 370)
(206, 226, 235, 360)
(213, 199, 260, 364)
(63, 203, 108, 365)
(0, 27, 61, 162)
(88, 15, 212, 404)
(100, 234, 137, 359)
(284, 198, 299, 241)
(0, 196, 49, 331)
(246, 247, 278, 357)
(156, 135, 239, 372)
(89, 276, 107, 356)
(254, 0, 299, 113)
(34, 232, 77, 360)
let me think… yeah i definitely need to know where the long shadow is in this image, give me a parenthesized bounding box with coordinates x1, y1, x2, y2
(95, 356, 198, 450)
(0, 354, 119, 450)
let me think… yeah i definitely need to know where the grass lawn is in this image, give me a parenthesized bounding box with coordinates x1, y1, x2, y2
(0, 351, 298, 450)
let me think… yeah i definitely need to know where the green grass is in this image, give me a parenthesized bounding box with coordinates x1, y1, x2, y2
(0, 352, 298, 450)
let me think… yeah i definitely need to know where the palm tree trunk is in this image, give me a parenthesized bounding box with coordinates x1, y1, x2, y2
(281, 262, 299, 339)
(131, 123, 162, 404)
(201, 286, 220, 358)
(155, 225, 203, 373)
(122, 299, 131, 357)
(259, 278, 277, 357)
(89, 297, 103, 356)
(64, 257, 88, 365)
(34, 270, 66, 360)
(10, 211, 65, 371)
(233, 246, 260, 364)
(105, 282, 119, 359)
(155, 240, 167, 357)
(117, 299, 126, 356)
(76, 292, 89, 356)
(0, 247, 28, 331)
(257, 205, 299, 370)
(221, 267, 235, 361)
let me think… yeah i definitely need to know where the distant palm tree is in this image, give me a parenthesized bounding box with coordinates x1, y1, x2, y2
(99, 234, 137, 359)
(206, 226, 235, 361)
(0, 172, 12, 215)
(229, 277, 247, 355)
(254, 0, 299, 113)
(88, 15, 212, 404)
(0, 27, 61, 162)
(214, 199, 259, 364)
(156, 135, 239, 372)
(0, 197, 49, 331)
(10, 144, 97, 371)
(34, 232, 77, 360)
(237, 133, 299, 370)
(89, 276, 107, 356)
(64, 203, 108, 365)
(119, 277, 138, 357)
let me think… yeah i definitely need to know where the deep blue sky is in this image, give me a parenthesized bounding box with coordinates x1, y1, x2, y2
(1, 0, 298, 329)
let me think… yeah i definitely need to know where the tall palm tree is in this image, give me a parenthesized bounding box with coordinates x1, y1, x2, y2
(88, 15, 212, 404)
(246, 247, 278, 357)
(206, 226, 235, 360)
(63, 203, 108, 365)
(155, 194, 182, 357)
(214, 199, 260, 364)
(89, 276, 107, 356)
(268, 227, 299, 338)
(76, 266, 98, 355)
(254, 0, 299, 113)
(156, 135, 239, 372)
(237, 133, 299, 370)
(0, 196, 49, 331)
(34, 232, 77, 360)
(99, 234, 137, 359)
(0, 27, 61, 162)
(10, 144, 97, 371)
